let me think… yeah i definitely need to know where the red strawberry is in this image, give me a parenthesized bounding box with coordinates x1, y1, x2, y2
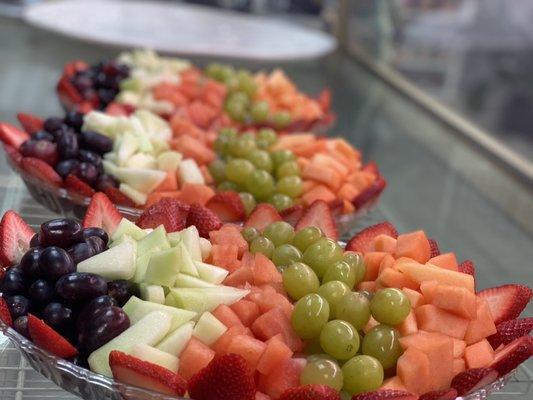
(295, 200, 338, 240)
(17, 113, 44, 134)
(419, 388, 457, 400)
(428, 238, 440, 257)
(105, 102, 134, 117)
(27, 314, 78, 358)
(63, 60, 88, 77)
(0, 210, 34, 267)
(477, 284, 532, 325)
(109, 350, 187, 396)
(0, 122, 30, 149)
(186, 203, 223, 238)
(244, 204, 282, 231)
(345, 221, 398, 253)
(188, 353, 256, 400)
(137, 198, 189, 232)
(103, 187, 136, 208)
(488, 318, 533, 349)
(82, 192, 122, 234)
(206, 192, 246, 222)
(458, 260, 475, 277)
(490, 335, 533, 376)
(57, 75, 83, 110)
(64, 174, 95, 197)
(3, 143, 23, 166)
(352, 390, 417, 400)
(278, 384, 340, 400)
(0, 296, 13, 327)
(280, 204, 304, 227)
(352, 177, 386, 209)
(21, 157, 62, 187)
(451, 368, 498, 395)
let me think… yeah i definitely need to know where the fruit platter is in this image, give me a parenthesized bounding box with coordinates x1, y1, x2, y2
(0, 193, 531, 400)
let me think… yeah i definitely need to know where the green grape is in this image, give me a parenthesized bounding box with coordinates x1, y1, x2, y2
(239, 192, 256, 216)
(317, 281, 351, 316)
(208, 159, 226, 183)
(282, 262, 320, 300)
(241, 227, 259, 243)
(206, 63, 234, 82)
(225, 99, 247, 122)
(343, 252, 366, 286)
(245, 170, 275, 199)
(217, 181, 239, 191)
(257, 128, 277, 146)
(263, 221, 295, 247)
(236, 70, 257, 97)
(225, 158, 255, 185)
(293, 226, 323, 252)
(361, 325, 403, 369)
(323, 261, 356, 288)
(251, 101, 270, 123)
(272, 111, 292, 128)
(230, 136, 256, 158)
(341, 355, 383, 395)
(227, 91, 250, 106)
(303, 238, 344, 278)
(320, 320, 360, 360)
(277, 176, 303, 198)
(291, 293, 330, 339)
(370, 288, 411, 325)
(276, 161, 300, 179)
(268, 193, 293, 211)
(335, 292, 371, 330)
(256, 138, 270, 150)
(271, 150, 296, 167)
(214, 135, 231, 155)
(272, 244, 302, 267)
(219, 127, 238, 140)
(300, 358, 344, 390)
(246, 149, 273, 173)
(250, 236, 275, 258)
(225, 75, 240, 92)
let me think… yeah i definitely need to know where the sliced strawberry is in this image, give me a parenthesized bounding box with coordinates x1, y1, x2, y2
(105, 102, 134, 117)
(458, 260, 475, 277)
(280, 204, 304, 227)
(428, 238, 440, 257)
(63, 60, 88, 77)
(490, 335, 533, 376)
(21, 157, 63, 187)
(345, 221, 398, 253)
(278, 384, 340, 400)
(17, 113, 44, 134)
(57, 75, 83, 110)
(109, 350, 187, 396)
(82, 192, 122, 234)
(0, 122, 30, 149)
(3, 143, 23, 166)
(352, 177, 386, 209)
(244, 204, 282, 232)
(27, 314, 78, 358)
(104, 187, 136, 208)
(186, 203, 223, 238)
(418, 388, 457, 400)
(137, 199, 189, 232)
(188, 353, 256, 400)
(477, 284, 532, 325)
(64, 174, 95, 197)
(0, 210, 34, 267)
(205, 192, 246, 222)
(352, 390, 417, 400)
(0, 296, 13, 327)
(328, 198, 344, 218)
(488, 318, 533, 349)
(451, 368, 498, 395)
(295, 200, 338, 240)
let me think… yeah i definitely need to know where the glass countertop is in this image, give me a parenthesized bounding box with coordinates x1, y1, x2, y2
(0, 15, 531, 400)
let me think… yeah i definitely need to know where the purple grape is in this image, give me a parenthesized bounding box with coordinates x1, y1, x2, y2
(107, 280, 138, 307)
(20, 140, 58, 166)
(96, 174, 119, 191)
(79, 131, 113, 154)
(40, 218, 83, 247)
(82, 227, 108, 244)
(33, 131, 55, 141)
(55, 159, 81, 179)
(13, 316, 29, 338)
(28, 279, 54, 304)
(42, 302, 74, 333)
(55, 272, 107, 304)
(72, 162, 98, 185)
(78, 306, 129, 354)
(78, 149, 102, 166)
(30, 233, 41, 248)
(6, 295, 31, 319)
(57, 131, 79, 160)
(38, 247, 75, 282)
(64, 111, 84, 131)
(67, 242, 95, 264)
(43, 117, 64, 134)
(76, 295, 117, 331)
(0, 267, 27, 295)
(20, 247, 43, 278)
(86, 236, 105, 254)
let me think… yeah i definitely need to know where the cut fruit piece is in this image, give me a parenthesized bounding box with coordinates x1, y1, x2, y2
(453, 339, 466, 358)
(451, 368, 498, 396)
(114, 167, 167, 193)
(397, 262, 475, 292)
(157, 151, 183, 171)
(464, 339, 495, 369)
(397, 346, 432, 395)
(212, 304, 243, 328)
(169, 286, 249, 314)
(244, 204, 282, 231)
(0, 210, 34, 266)
(112, 218, 147, 241)
(257, 335, 294, 376)
(178, 337, 215, 381)
(490, 335, 533, 376)
(119, 183, 147, 205)
(463, 298, 497, 345)
(295, 200, 338, 241)
(180, 226, 202, 262)
(258, 357, 306, 399)
(193, 312, 228, 346)
(477, 284, 532, 325)
(132, 253, 151, 283)
(179, 158, 205, 185)
(415, 304, 470, 339)
(131, 343, 180, 373)
(122, 296, 196, 331)
(174, 273, 216, 288)
(137, 225, 170, 255)
(205, 192, 246, 222)
(0, 122, 30, 149)
(428, 253, 458, 271)
(394, 230, 431, 263)
(488, 317, 533, 349)
(27, 314, 78, 359)
(230, 300, 260, 327)
(420, 282, 477, 319)
(251, 307, 303, 352)
(156, 321, 195, 356)
(144, 247, 182, 287)
(140, 284, 165, 304)
(77, 240, 137, 280)
(194, 261, 228, 284)
(175, 242, 199, 277)
(226, 334, 267, 371)
(82, 192, 122, 234)
(345, 222, 398, 253)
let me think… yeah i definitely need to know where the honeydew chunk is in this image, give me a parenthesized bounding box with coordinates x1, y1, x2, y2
(140, 284, 165, 304)
(158, 151, 183, 171)
(194, 261, 228, 285)
(122, 296, 197, 331)
(175, 242, 199, 277)
(114, 167, 166, 194)
(132, 253, 151, 283)
(165, 292, 179, 307)
(126, 153, 157, 169)
(119, 183, 147, 205)
(134, 109, 172, 142)
(167, 231, 182, 247)
(156, 321, 195, 356)
(83, 111, 121, 138)
(131, 344, 179, 372)
(77, 241, 137, 281)
(117, 133, 139, 166)
(180, 226, 202, 262)
(175, 273, 217, 288)
(152, 138, 170, 154)
(138, 226, 170, 255)
(398, 262, 475, 292)
(193, 312, 227, 346)
(102, 159, 118, 175)
(179, 159, 205, 185)
(169, 287, 249, 314)
(112, 218, 147, 241)
(144, 247, 182, 287)
(109, 234, 136, 249)
(88, 310, 172, 376)
(199, 238, 212, 260)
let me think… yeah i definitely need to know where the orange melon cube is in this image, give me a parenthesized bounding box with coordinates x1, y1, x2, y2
(301, 184, 336, 206)
(154, 171, 178, 192)
(224, 266, 253, 287)
(170, 136, 215, 166)
(453, 358, 466, 375)
(338, 183, 359, 202)
(378, 254, 395, 275)
(373, 234, 397, 254)
(177, 183, 214, 206)
(397, 346, 432, 395)
(453, 339, 466, 358)
(252, 253, 282, 285)
(257, 334, 294, 375)
(209, 225, 248, 257)
(398, 262, 475, 292)
(212, 325, 252, 355)
(428, 253, 458, 271)
(178, 338, 215, 381)
(464, 339, 495, 369)
(415, 304, 470, 339)
(357, 281, 377, 293)
(329, 138, 360, 162)
(463, 298, 497, 345)
(258, 358, 307, 399)
(311, 153, 350, 178)
(420, 283, 477, 319)
(380, 376, 408, 392)
(395, 310, 418, 336)
(212, 304, 243, 328)
(302, 162, 342, 191)
(251, 307, 303, 352)
(226, 335, 267, 371)
(363, 252, 388, 281)
(377, 268, 418, 290)
(230, 300, 260, 327)
(402, 287, 425, 308)
(395, 231, 431, 263)
(210, 244, 240, 272)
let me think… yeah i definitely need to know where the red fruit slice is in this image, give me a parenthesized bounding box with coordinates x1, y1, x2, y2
(105, 102, 134, 117)
(352, 390, 418, 400)
(82, 192, 122, 234)
(64, 174, 95, 197)
(205, 191, 245, 222)
(280, 205, 304, 227)
(104, 187, 136, 208)
(295, 200, 338, 240)
(490, 335, 533, 376)
(419, 388, 457, 400)
(0, 210, 34, 267)
(3, 143, 23, 167)
(362, 161, 380, 177)
(17, 113, 44, 134)
(0, 122, 30, 149)
(244, 204, 282, 231)
(488, 317, 533, 349)
(345, 221, 398, 253)
(56, 75, 83, 110)
(451, 367, 498, 395)
(278, 384, 341, 400)
(477, 284, 532, 325)
(21, 157, 62, 187)
(186, 203, 223, 238)
(0, 296, 13, 327)
(27, 314, 78, 358)
(137, 199, 189, 232)
(428, 238, 440, 257)
(458, 260, 475, 277)
(109, 350, 187, 396)
(352, 177, 386, 209)
(63, 60, 88, 77)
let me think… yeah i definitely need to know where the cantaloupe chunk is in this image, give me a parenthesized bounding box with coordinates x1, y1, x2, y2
(178, 338, 215, 380)
(357, 281, 377, 292)
(380, 376, 408, 392)
(209, 226, 248, 257)
(363, 252, 388, 281)
(453, 358, 466, 375)
(377, 268, 419, 290)
(178, 183, 215, 206)
(420, 282, 477, 319)
(453, 339, 466, 358)
(395, 310, 418, 336)
(373, 234, 397, 254)
(257, 334, 294, 375)
(402, 287, 425, 308)
(397, 346, 432, 395)
(428, 253, 458, 271)
(378, 254, 395, 275)
(464, 339, 495, 369)
(395, 231, 431, 263)
(226, 335, 267, 371)
(212, 304, 243, 328)
(463, 297, 497, 345)
(230, 299, 260, 327)
(415, 304, 470, 339)
(154, 170, 178, 192)
(301, 184, 336, 205)
(398, 262, 475, 292)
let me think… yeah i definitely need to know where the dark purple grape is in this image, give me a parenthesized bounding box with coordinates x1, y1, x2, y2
(79, 131, 113, 154)
(82, 227, 108, 244)
(57, 131, 79, 160)
(0, 267, 27, 295)
(96, 174, 119, 191)
(67, 242, 95, 264)
(97, 88, 116, 106)
(28, 279, 55, 304)
(76, 295, 117, 331)
(64, 111, 84, 131)
(38, 247, 75, 282)
(42, 302, 74, 333)
(78, 306, 129, 354)
(20, 140, 58, 166)
(55, 272, 107, 304)
(43, 117, 64, 134)
(78, 149, 102, 166)
(55, 159, 80, 179)
(20, 247, 43, 278)
(30, 233, 41, 248)
(107, 280, 138, 307)
(72, 162, 98, 185)
(13, 316, 29, 338)
(40, 218, 83, 247)
(86, 236, 105, 254)
(33, 130, 55, 141)
(6, 295, 31, 319)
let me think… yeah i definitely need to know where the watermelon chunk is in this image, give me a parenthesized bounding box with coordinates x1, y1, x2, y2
(178, 338, 215, 381)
